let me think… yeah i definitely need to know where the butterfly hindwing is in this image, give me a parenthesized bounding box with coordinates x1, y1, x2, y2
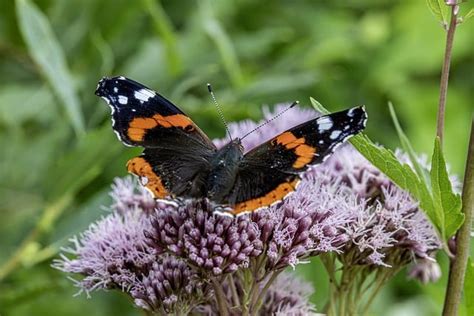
(226, 106, 367, 215)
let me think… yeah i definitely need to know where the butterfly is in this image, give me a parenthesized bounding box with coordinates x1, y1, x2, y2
(96, 76, 367, 216)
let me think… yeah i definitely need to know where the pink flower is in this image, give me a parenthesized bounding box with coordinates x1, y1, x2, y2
(54, 104, 446, 315)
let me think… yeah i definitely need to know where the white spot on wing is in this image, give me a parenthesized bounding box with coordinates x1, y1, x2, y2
(134, 88, 155, 103)
(330, 130, 342, 139)
(118, 95, 128, 104)
(348, 108, 355, 117)
(317, 117, 333, 132)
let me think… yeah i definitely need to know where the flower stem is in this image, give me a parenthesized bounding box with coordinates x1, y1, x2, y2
(253, 270, 282, 312)
(442, 119, 474, 316)
(436, 4, 459, 146)
(361, 269, 396, 316)
(211, 278, 229, 316)
(228, 274, 240, 308)
(320, 254, 338, 315)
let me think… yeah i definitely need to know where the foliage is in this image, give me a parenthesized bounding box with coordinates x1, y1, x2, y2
(0, 0, 473, 315)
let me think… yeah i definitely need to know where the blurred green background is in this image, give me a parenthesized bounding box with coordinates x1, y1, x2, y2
(0, 0, 473, 315)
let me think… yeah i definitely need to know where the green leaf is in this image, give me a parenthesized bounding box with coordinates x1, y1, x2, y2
(310, 97, 330, 115)
(426, 0, 449, 26)
(16, 0, 85, 136)
(350, 134, 438, 230)
(0, 84, 55, 127)
(142, 0, 181, 75)
(464, 8, 474, 21)
(44, 125, 122, 201)
(466, 258, 474, 316)
(91, 31, 115, 75)
(200, 0, 244, 88)
(310, 98, 442, 237)
(430, 137, 464, 239)
(388, 102, 430, 187)
(32, 125, 122, 235)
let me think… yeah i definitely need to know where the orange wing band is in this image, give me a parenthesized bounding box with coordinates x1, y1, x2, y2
(274, 131, 316, 169)
(127, 114, 195, 142)
(231, 178, 300, 215)
(127, 157, 169, 198)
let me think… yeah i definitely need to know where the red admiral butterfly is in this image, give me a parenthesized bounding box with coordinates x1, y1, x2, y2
(96, 76, 367, 216)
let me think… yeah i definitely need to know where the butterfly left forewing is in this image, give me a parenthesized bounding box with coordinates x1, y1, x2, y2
(97, 76, 217, 200)
(96, 76, 215, 149)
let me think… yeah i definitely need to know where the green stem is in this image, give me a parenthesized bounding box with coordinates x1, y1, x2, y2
(338, 266, 351, 316)
(211, 278, 229, 316)
(248, 278, 260, 313)
(253, 270, 282, 312)
(240, 269, 253, 316)
(442, 119, 474, 316)
(436, 4, 459, 147)
(228, 274, 240, 309)
(143, 308, 157, 316)
(320, 254, 338, 316)
(361, 269, 395, 316)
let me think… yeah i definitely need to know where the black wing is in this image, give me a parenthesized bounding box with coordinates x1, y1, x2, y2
(96, 76, 217, 198)
(225, 106, 367, 215)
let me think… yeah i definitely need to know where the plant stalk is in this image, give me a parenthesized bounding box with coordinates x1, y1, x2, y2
(253, 270, 282, 312)
(442, 119, 474, 316)
(211, 278, 229, 316)
(436, 4, 459, 146)
(228, 274, 240, 308)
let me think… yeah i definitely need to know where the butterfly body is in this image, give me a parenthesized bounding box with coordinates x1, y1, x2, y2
(206, 140, 244, 202)
(96, 76, 367, 216)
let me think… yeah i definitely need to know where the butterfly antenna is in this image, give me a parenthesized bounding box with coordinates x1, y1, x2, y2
(207, 83, 232, 141)
(240, 101, 299, 140)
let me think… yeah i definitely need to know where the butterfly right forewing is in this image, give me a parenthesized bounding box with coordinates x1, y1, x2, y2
(223, 106, 367, 215)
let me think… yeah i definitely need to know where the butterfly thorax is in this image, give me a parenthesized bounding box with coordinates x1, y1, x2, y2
(206, 139, 244, 202)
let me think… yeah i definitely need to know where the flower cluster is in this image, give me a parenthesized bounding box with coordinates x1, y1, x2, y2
(131, 255, 209, 314)
(219, 104, 441, 268)
(148, 175, 354, 276)
(53, 208, 156, 294)
(318, 145, 441, 267)
(147, 200, 264, 275)
(54, 104, 445, 314)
